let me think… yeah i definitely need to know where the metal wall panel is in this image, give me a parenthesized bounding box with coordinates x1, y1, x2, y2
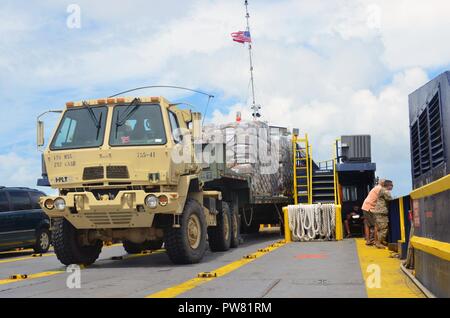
(409, 71, 450, 189)
(415, 250, 450, 298)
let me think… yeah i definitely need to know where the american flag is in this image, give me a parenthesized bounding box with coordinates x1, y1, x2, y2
(231, 30, 252, 44)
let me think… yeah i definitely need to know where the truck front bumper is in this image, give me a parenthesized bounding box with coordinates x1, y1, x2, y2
(40, 190, 183, 229)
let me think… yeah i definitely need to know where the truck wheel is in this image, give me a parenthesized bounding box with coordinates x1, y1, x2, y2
(122, 240, 144, 254)
(164, 199, 207, 264)
(34, 227, 51, 253)
(144, 240, 163, 250)
(208, 201, 232, 252)
(230, 206, 240, 248)
(52, 218, 102, 266)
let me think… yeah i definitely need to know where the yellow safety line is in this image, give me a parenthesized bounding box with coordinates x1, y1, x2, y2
(410, 174, 450, 199)
(0, 253, 55, 264)
(146, 241, 286, 298)
(355, 238, 424, 298)
(0, 248, 34, 255)
(0, 271, 65, 285)
(410, 236, 450, 262)
(0, 243, 122, 265)
(0, 248, 162, 286)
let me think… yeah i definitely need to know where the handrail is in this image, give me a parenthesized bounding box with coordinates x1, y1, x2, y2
(317, 160, 334, 170)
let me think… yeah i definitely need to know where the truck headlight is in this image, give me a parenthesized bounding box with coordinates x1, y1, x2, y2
(54, 198, 66, 211)
(44, 199, 55, 210)
(145, 195, 158, 209)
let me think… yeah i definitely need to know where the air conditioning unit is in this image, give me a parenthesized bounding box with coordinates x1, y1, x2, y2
(340, 135, 371, 163)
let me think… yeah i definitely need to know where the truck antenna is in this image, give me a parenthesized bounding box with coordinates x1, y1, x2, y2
(108, 85, 214, 125)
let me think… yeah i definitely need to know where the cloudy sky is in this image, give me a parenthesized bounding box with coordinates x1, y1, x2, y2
(0, 0, 449, 196)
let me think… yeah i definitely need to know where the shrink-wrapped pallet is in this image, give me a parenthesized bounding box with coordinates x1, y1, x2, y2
(202, 120, 292, 197)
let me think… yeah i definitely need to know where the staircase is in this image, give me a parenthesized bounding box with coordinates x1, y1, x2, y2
(312, 161, 336, 204)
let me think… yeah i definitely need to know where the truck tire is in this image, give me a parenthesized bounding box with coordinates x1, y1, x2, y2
(164, 199, 207, 264)
(52, 218, 102, 266)
(230, 205, 240, 248)
(208, 201, 232, 252)
(34, 227, 51, 253)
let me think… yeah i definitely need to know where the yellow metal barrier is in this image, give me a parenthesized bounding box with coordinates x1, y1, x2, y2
(410, 236, 450, 262)
(335, 205, 343, 241)
(283, 206, 292, 243)
(398, 197, 406, 243)
(410, 174, 450, 199)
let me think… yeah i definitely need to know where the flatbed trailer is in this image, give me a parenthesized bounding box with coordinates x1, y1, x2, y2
(200, 151, 292, 233)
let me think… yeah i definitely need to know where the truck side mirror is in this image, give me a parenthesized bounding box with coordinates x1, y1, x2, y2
(37, 120, 45, 148)
(192, 112, 202, 140)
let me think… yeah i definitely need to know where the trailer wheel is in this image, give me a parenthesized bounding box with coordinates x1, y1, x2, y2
(164, 199, 207, 264)
(208, 201, 232, 252)
(52, 218, 102, 266)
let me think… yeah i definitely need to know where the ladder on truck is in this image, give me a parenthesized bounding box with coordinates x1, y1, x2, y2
(293, 133, 312, 205)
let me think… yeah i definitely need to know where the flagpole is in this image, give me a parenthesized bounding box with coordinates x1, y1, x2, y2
(244, 0, 260, 119)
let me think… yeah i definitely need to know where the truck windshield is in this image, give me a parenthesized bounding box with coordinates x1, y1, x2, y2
(110, 104, 167, 146)
(50, 106, 107, 150)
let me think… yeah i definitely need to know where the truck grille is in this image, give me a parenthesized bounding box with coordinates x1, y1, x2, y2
(106, 166, 129, 179)
(83, 167, 104, 180)
(85, 212, 133, 226)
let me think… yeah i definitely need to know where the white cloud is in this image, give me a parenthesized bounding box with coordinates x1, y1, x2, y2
(0, 152, 39, 187)
(375, 0, 450, 69)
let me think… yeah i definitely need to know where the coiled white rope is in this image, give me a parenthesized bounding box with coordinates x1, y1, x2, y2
(288, 204, 336, 241)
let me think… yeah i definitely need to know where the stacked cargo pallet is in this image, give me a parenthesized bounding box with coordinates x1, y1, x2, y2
(203, 120, 292, 197)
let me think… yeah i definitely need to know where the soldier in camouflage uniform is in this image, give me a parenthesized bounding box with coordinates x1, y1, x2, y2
(373, 180, 394, 249)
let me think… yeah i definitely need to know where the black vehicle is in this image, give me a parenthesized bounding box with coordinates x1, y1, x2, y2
(0, 187, 51, 253)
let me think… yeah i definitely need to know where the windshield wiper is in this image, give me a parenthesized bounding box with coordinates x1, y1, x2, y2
(114, 98, 141, 139)
(116, 98, 141, 127)
(82, 102, 101, 129)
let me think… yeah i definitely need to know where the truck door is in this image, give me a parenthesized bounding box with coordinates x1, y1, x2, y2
(168, 110, 187, 180)
(6, 190, 35, 245)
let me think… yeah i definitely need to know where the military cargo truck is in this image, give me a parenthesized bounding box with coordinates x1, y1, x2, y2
(37, 96, 291, 265)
